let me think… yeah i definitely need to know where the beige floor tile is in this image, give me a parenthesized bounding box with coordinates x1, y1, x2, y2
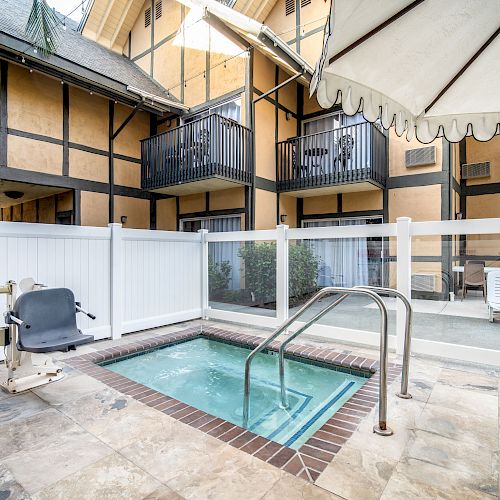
(428, 383, 498, 420)
(144, 485, 186, 500)
(262, 473, 342, 499)
(437, 367, 498, 395)
(32, 452, 162, 500)
(0, 464, 30, 500)
(0, 391, 48, 425)
(383, 457, 497, 499)
(0, 408, 78, 459)
(120, 424, 226, 484)
(406, 429, 495, 479)
(2, 427, 113, 494)
(416, 402, 498, 449)
(59, 387, 175, 449)
(32, 374, 107, 406)
(315, 446, 397, 500)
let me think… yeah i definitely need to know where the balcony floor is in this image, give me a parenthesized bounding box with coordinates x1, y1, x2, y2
(151, 177, 247, 196)
(281, 180, 381, 197)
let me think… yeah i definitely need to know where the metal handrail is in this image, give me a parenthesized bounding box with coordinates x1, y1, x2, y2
(354, 286, 413, 399)
(243, 286, 393, 436)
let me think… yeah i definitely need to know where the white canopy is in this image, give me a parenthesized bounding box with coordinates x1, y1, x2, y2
(311, 0, 500, 143)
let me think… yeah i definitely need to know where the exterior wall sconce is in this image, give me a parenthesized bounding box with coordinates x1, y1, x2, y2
(120, 215, 128, 224)
(280, 214, 287, 223)
(285, 112, 292, 121)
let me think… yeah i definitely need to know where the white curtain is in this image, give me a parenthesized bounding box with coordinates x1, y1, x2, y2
(209, 216, 241, 290)
(304, 218, 368, 287)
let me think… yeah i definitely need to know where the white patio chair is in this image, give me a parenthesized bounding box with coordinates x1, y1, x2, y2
(486, 269, 500, 323)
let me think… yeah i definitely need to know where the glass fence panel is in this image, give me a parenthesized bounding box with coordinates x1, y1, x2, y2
(208, 240, 277, 317)
(410, 233, 500, 350)
(287, 237, 395, 335)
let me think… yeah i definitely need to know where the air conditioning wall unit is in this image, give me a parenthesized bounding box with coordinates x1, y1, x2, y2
(411, 273, 437, 292)
(405, 146, 436, 167)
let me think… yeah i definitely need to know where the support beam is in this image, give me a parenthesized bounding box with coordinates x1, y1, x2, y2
(62, 83, 69, 176)
(109, 0, 135, 48)
(0, 61, 7, 168)
(112, 102, 142, 140)
(108, 100, 115, 223)
(95, 0, 117, 40)
(253, 72, 302, 104)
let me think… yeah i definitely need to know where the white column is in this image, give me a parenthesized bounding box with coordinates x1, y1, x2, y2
(199, 229, 209, 320)
(396, 217, 412, 355)
(276, 224, 289, 325)
(109, 223, 122, 340)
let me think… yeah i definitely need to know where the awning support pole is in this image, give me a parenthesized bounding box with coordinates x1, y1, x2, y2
(253, 72, 302, 104)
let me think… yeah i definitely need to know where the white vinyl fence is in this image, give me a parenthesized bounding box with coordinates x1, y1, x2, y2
(0, 222, 202, 341)
(1, 217, 499, 367)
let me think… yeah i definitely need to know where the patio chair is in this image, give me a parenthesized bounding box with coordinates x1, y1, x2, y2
(487, 270, 500, 322)
(461, 261, 486, 302)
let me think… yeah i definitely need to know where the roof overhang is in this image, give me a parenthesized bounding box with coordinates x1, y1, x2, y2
(0, 33, 186, 115)
(178, 0, 313, 85)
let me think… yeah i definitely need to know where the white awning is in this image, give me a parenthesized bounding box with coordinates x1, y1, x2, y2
(311, 0, 500, 143)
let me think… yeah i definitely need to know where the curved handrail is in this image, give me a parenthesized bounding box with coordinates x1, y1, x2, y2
(243, 286, 393, 436)
(354, 286, 413, 399)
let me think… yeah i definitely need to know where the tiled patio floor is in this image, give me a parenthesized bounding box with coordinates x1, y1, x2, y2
(0, 319, 498, 499)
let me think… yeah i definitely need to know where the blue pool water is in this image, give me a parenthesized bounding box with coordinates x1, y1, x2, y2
(105, 338, 367, 449)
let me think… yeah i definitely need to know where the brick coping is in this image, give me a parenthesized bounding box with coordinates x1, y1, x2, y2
(66, 326, 400, 483)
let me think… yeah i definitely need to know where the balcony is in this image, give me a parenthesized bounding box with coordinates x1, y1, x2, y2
(141, 114, 253, 195)
(277, 121, 387, 196)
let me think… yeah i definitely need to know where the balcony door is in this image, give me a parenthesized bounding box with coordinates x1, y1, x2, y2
(181, 214, 241, 290)
(303, 216, 384, 288)
(301, 112, 369, 175)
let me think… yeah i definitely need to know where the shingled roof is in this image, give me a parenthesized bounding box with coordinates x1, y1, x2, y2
(0, 0, 182, 111)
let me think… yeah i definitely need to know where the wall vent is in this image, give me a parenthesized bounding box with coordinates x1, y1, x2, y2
(301, 0, 311, 7)
(285, 0, 295, 16)
(411, 273, 436, 292)
(405, 146, 435, 167)
(155, 0, 162, 19)
(462, 161, 490, 180)
(145, 7, 151, 27)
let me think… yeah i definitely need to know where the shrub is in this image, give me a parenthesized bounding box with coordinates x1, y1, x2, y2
(238, 242, 319, 304)
(208, 256, 232, 296)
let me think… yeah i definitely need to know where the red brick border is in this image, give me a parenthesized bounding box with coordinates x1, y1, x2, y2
(66, 326, 399, 482)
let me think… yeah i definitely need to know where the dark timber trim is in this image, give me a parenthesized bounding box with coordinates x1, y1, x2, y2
(73, 189, 81, 225)
(253, 88, 298, 119)
(255, 176, 276, 192)
(178, 208, 245, 220)
(301, 209, 384, 222)
(247, 47, 255, 230)
(295, 0, 300, 53)
(180, 6, 185, 103)
(62, 83, 69, 176)
(387, 171, 448, 189)
(175, 196, 180, 231)
(112, 103, 142, 140)
(464, 183, 500, 197)
(441, 139, 452, 299)
(337, 193, 342, 214)
(0, 61, 7, 167)
(150, 193, 157, 230)
(150, 0, 155, 77)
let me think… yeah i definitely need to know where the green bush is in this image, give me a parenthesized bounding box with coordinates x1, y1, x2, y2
(238, 242, 319, 304)
(208, 256, 232, 295)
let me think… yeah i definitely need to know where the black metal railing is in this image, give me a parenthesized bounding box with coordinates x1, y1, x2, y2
(141, 114, 253, 190)
(277, 121, 387, 192)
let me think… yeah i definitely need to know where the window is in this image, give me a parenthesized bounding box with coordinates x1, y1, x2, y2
(155, 0, 162, 19)
(144, 7, 151, 27)
(285, 0, 295, 16)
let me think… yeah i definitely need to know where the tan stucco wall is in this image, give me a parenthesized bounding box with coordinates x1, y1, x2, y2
(303, 90, 323, 116)
(303, 195, 337, 215)
(277, 108, 296, 141)
(129, 1, 152, 59)
(157, 198, 177, 231)
(153, 40, 182, 98)
(69, 87, 108, 150)
(253, 51, 275, 93)
(113, 195, 149, 229)
(467, 194, 500, 219)
(299, 31, 324, 67)
(255, 189, 276, 230)
(179, 193, 205, 214)
(154, 0, 181, 43)
(114, 159, 141, 188)
(69, 149, 108, 183)
(388, 184, 441, 222)
(254, 97, 276, 180)
(342, 190, 383, 212)
(466, 135, 500, 185)
(7, 64, 62, 139)
(209, 187, 245, 211)
(210, 53, 246, 101)
(113, 104, 149, 158)
(39, 195, 56, 224)
(279, 194, 297, 228)
(7, 135, 62, 175)
(81, 191, 108, 227)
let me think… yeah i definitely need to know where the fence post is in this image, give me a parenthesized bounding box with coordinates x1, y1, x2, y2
(396, 217, 412, 355)
(199, 229, 209, 319)
(109, 223, 122, 340)
(276, 224, 289, 326)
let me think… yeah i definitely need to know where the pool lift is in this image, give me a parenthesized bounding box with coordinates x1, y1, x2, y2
(243, 286, 413, 436)
(0, 279, 95, 393)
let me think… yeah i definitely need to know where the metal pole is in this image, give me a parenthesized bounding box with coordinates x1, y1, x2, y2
(355, 286, 413, 399)
(243, 286, 393, 437)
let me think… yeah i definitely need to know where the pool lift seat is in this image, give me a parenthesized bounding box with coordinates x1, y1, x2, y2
(1, 283, 95, 393)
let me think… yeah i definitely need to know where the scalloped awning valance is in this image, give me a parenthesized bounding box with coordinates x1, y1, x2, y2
(311, 0, 500, 143)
